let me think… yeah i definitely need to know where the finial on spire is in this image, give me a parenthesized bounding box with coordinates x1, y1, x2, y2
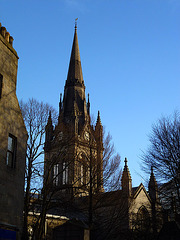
(75, 18, 78, 29)
(125, 157, 128, 166)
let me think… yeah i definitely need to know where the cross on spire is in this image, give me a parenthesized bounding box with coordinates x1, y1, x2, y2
(75, 18, 78, 29)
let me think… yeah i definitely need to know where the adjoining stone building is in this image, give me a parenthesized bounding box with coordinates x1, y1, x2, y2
(0, 23, 28, 239)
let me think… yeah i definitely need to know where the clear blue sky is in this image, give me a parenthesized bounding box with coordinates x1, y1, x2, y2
(1, 0, 179, 187)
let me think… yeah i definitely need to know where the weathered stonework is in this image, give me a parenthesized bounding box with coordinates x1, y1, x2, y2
(0, 23, 28, 239)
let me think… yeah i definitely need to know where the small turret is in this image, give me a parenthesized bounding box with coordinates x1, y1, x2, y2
(148, 166, 159, 234)
(121, 158, 132, 196)
(96, 111, 101, 124)
(148, 166, 158, 202)
(58, 93, 63, 124)
(87, 93, 90, 115)
(95, 111, 103, 144)
(45, 111, 54, 148)
(59, 93, 63, 115)
(94, 111, 103, 192)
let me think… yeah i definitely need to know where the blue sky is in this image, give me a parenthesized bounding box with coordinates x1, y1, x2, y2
(1, 0, 179, 187)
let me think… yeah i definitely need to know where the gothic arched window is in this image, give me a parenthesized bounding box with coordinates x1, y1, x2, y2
(137, 206, 150, 231)
(53, 164, 59, 186)
(78, 153, 88, 186)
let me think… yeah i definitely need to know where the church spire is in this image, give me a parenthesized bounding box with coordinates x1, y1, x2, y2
(62, 24, 87, 128)
(66, 23, 84, 87)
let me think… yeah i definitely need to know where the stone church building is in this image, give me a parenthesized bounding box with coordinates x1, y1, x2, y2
(0, 21, 160, 240)
(40, 26, 160, 239)
(0, 23, 28, 239)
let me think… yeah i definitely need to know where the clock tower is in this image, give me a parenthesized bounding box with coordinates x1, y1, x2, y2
(44, 25, 103, 197)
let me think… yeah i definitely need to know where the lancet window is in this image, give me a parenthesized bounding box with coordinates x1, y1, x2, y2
(78, 153, 88, 186)
(53, 164, 59, 186)
(7, 134, 17, 168)
(137, 206, 150, 231)
(62, 161, 68, 185)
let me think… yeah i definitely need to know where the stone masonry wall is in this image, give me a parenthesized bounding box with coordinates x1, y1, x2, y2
(0, 25, 27, 239)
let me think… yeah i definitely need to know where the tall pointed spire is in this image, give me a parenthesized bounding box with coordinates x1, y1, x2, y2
(62, 24, 87, 128)
(66, 24, 84, 86)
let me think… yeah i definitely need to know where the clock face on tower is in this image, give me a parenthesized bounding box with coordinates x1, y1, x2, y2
(84, 131, 89, 141)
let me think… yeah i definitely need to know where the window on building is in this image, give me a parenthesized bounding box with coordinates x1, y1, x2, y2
(83, 164, 87, 185)
(62, 161, 68, 185)
(137, 206, 150, 231)
(0, 74, 3, 99)
(53, 164, 59, 186)
(78, 153, 88, 186)
(6, 134, 17, 168)
(81, 163, 88, 185)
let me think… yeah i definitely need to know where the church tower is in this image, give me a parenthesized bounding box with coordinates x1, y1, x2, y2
(44, 25, 103, 197)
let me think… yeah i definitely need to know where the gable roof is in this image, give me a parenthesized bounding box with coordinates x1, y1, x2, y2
(132, 183, 151, 202)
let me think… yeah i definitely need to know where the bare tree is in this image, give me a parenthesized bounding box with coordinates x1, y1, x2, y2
(141, 112, 180, 215)
(35, 128, 121, 240)
(72, 129, 122, 240)
(20, 100, 122, 240)
(20, 98, 58, 240)
(103, 131, 121, 192)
